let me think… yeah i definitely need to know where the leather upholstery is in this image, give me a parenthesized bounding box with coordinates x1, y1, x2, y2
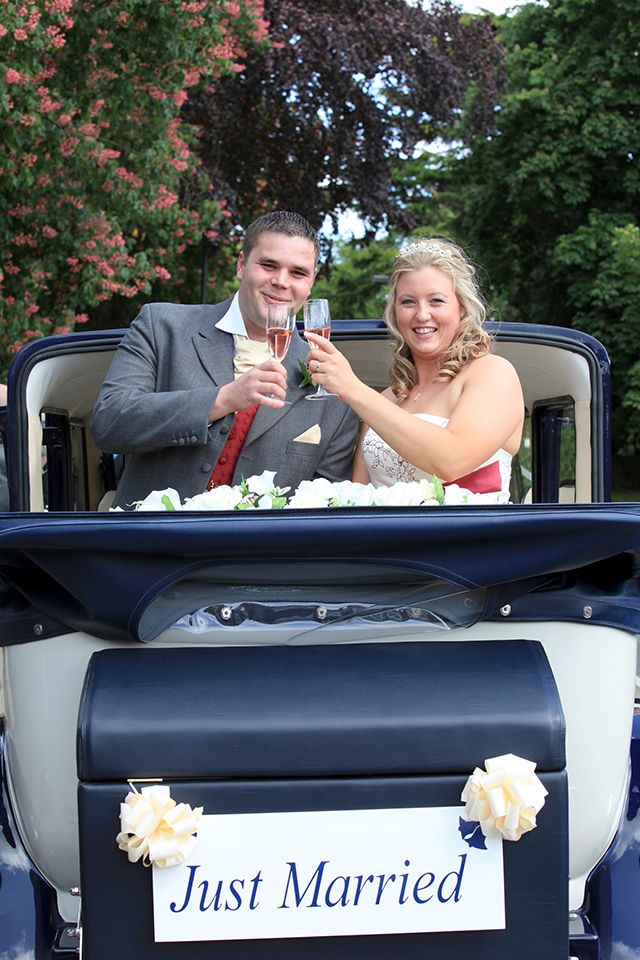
(77, 641, 565, 780)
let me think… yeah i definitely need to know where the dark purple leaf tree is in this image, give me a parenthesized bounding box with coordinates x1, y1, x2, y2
(185, 0, 504, 267)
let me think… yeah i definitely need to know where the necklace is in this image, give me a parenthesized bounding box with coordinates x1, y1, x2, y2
(412, 389, 422, 403)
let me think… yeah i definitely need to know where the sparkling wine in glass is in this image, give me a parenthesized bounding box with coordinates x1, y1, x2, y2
(266, 303, 296, 403)
(303, 299, 337, 399)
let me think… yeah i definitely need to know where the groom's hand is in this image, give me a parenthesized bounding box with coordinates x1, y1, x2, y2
(209, 359, 288, 421)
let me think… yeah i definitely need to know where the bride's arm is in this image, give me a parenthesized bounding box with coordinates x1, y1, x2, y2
(306, 333, 523, 482)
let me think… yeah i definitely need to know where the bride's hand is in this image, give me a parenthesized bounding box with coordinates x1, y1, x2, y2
(305, 331, 362, 400)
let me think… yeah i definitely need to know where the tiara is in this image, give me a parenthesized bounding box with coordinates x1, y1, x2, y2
(399, 239, 453, 259)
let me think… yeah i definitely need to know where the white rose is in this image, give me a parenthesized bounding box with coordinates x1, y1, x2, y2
(300, 477, 334, 497)
(132, 488, 182, 511)
(443, 485, 509, 505)
(256, 494, 273, 509)
(183, 486, 240, 511)
(461, 490, 511, 505)
(285, 492, 329, 509)
(329, 481, 378, 506)
(418, 478, 436, 502)
(443, 484, 469, 505)
(285, 478, 334, 507)
(285, 483, 332, 509)
(374, 481, 426, 507)
(244, 470, 278, 495)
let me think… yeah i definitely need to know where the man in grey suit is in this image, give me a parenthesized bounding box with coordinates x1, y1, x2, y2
(91, 211, 360, 508)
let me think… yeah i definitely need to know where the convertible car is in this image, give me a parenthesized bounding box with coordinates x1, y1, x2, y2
(0, 320, 639, 960)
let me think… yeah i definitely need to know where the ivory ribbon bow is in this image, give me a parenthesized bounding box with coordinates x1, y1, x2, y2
(116, 784, 203, 868)
(461, 753, 548, 842)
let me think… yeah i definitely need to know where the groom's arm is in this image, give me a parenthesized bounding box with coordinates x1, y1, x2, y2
(91, 304, 217, 455)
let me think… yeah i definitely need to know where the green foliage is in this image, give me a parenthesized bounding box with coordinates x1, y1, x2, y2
(554, 219, 640, 453)
(313, 240, 397, 320)
(385, 0, 640, 452)
(0, 0, 267, 376)
(314, 147, 497, 321)
(391, 149, 467, 243)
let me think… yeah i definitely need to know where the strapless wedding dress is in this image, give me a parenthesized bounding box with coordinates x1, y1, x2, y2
(361, 413, 512, 496)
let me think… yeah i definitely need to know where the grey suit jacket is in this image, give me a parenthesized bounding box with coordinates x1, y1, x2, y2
(90, 300, 360, 508)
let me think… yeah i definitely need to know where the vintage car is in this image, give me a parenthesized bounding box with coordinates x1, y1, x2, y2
(0, 319, 639, 960)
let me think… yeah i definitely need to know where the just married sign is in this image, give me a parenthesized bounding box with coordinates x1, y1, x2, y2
(152, 806, 505, 942)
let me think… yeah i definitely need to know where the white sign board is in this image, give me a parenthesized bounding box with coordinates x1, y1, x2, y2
(153, 806, 504, 942)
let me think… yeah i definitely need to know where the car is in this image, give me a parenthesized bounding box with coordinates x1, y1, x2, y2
(0, 319, 639, 960)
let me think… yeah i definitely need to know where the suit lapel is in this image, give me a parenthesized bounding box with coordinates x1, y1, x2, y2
(192, 302, 235, 386)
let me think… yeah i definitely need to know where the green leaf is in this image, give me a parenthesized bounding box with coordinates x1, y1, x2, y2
(161, 494, 176, 511)
(432, 476, 445, 505)
(298, 360, 314, 388)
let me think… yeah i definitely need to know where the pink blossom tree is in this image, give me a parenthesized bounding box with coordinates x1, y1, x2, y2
(0, 0, 267, 374)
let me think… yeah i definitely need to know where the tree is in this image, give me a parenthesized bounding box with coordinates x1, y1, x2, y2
(0, 0, 267, 374)
(442, 0, 640, 452)
(554, 219, 640, 453)
(314, 146, 497, 321)
(312, 239, 398, 320)
(185, 0, 505, 280)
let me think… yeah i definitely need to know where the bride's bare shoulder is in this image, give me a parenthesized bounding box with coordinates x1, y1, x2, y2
(464, 352, 520, 385)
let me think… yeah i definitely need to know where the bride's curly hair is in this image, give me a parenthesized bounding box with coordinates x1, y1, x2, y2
(383, 237, 492, 402)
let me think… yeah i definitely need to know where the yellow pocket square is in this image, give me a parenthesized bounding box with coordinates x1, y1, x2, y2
(293, 424, 321, 445)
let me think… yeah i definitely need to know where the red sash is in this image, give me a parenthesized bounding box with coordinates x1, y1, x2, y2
(445, 459, 502, 494)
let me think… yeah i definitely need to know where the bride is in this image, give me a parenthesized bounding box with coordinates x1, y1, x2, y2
(305, 238, 524, 496)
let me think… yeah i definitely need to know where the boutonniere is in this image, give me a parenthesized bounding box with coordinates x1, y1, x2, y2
(298, 359, 315, 388)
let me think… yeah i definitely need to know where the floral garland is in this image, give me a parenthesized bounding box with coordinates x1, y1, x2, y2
(115, 471, 510, 512)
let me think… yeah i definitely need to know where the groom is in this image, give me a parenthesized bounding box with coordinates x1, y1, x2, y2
(91, 211, 359, 508)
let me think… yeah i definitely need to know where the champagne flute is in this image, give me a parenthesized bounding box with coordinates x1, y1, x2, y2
(266, 303, 296, 404)
(303, 299, 337, 399)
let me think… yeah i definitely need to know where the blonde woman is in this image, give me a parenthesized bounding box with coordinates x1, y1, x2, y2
(304, 238, 524, 495)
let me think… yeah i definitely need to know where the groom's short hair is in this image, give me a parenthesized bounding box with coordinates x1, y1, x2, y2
(242, 210, 320, 264)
